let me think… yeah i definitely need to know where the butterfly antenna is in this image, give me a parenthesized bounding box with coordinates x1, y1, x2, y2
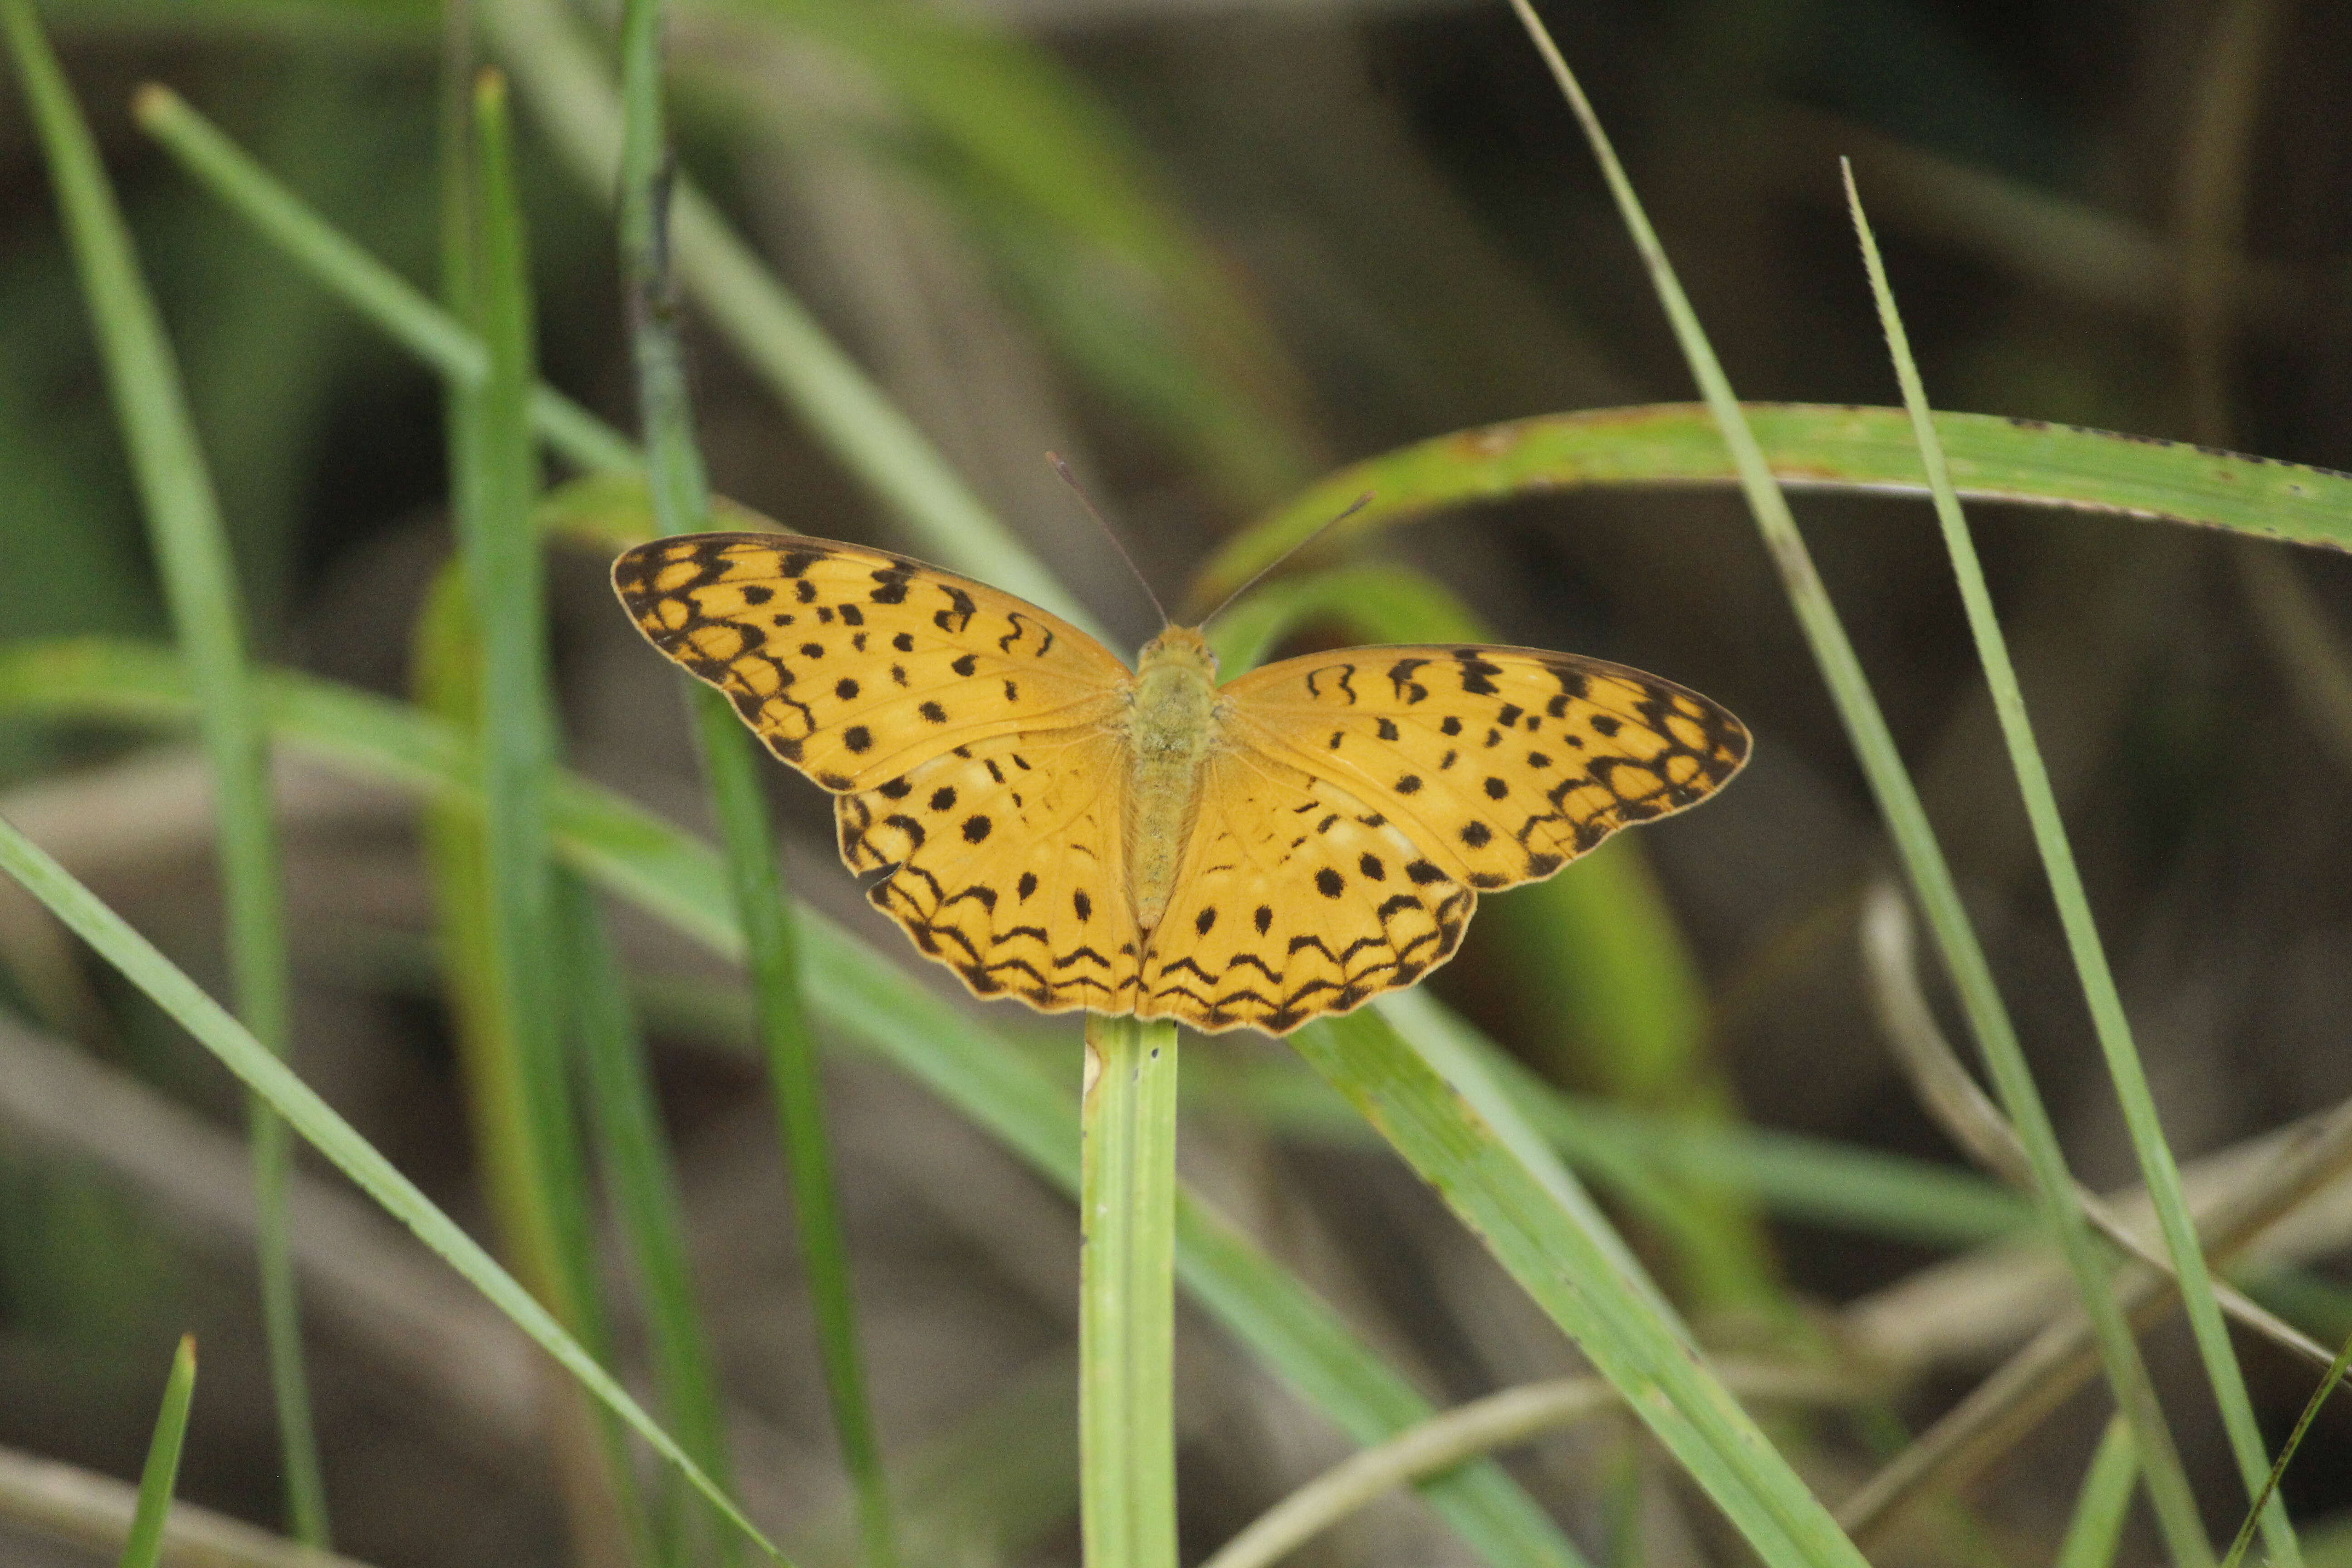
(1197, 490, 1375, 630)
(1048, 453, 1170, 628)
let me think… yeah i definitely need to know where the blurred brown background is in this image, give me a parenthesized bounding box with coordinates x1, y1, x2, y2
(4, 0, 2352, 1562)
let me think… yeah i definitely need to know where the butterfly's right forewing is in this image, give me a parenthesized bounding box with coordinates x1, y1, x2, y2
(616, 532, 1145, 1011)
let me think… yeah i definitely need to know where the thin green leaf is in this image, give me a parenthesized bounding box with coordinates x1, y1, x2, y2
(2220, 1328, 2352, 1568)
(561, 874, 738, 1568)
(1847, 164, 2285, 1564)
(0, 5, 323, 1541)
(1503, 11, 2210, 1562)
(0, 812, 788, 1562)
(442, 69, 651, 1558)
(2055, 1418, 2140, 1568)
(1291, 1007, 1864, 1568)
(117, 1336, 196, 1568)
(132, 82, 638, 476)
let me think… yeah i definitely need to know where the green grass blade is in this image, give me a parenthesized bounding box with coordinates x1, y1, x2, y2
(2055, 1418, 2140, 1568)
(1185, 1045, 2028, 1249)
(458, 67, 568, 1309)
(0, 6, 325, 1542)
(1375, 990, 1688, 1338)
(1846, 166, 2288, 1565)
(117, 1336, 197, 1568)
(131, 83, 638, 476)
(1191, 402, 2352, 610)
(615, 4, 895, 1558)
(1290, 1007, 1863, 1568)
(479, 0, 1099, 637)
(0, 812, 789, 1562)
(445, 69, 654, 1558)
(413, 566, 652, 1560)
(1503, 11, 2210, 1562)
(1079, 1015, 1180, 1568)
(559, 873, 737, 1568)
(0, 636, 1578, 1568)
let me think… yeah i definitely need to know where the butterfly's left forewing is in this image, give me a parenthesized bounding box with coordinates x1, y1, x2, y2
(1224, 644, 1749, 893)
(1224, 644, 1748, 895)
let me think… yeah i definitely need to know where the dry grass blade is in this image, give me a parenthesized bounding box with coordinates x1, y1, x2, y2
(1837, 1077, 2352, 1544)
(1202, 1361, 1870, 1568)
(1859, 882, 2330, 1368)
(0, 1442, 380, 1568)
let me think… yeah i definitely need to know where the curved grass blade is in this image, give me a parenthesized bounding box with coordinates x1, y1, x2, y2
(1504, 10, 2210, 1561)
(1289, 1007, 1865, 1568)
(1202, 1360, 1866, 1568)
(130, 84, 637, 477)
(437, 69, 652, 1557)
(1191, 402, 2352, 611)
(0, 6, 323, 1541)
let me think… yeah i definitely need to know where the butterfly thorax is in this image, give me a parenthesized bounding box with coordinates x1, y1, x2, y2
(1125, 625, 1224, 933)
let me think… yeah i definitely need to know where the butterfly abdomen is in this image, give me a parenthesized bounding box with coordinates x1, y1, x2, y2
(1125, 627, 1223, 934)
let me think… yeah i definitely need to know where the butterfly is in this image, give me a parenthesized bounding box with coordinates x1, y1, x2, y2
(612, 532, 1749, 1035)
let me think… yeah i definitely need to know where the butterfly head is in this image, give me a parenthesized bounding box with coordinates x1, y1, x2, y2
(1137, 623, 1219, 684)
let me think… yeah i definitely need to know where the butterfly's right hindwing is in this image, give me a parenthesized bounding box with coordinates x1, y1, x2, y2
(612, 534, 1130, 791)
(836, 727, 1140, 1015)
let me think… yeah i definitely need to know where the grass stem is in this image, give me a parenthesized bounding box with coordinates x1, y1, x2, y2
(1080, 1014, 1180, 1568)
(615, 2, 896, 1559)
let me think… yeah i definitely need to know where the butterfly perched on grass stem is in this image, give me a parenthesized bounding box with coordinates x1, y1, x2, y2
(613, 532, 1748, 1034)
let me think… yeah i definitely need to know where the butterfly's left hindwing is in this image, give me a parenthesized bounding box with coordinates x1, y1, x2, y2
(612, 534, 1130, 791)
(1138, 754, 1474, 1034)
